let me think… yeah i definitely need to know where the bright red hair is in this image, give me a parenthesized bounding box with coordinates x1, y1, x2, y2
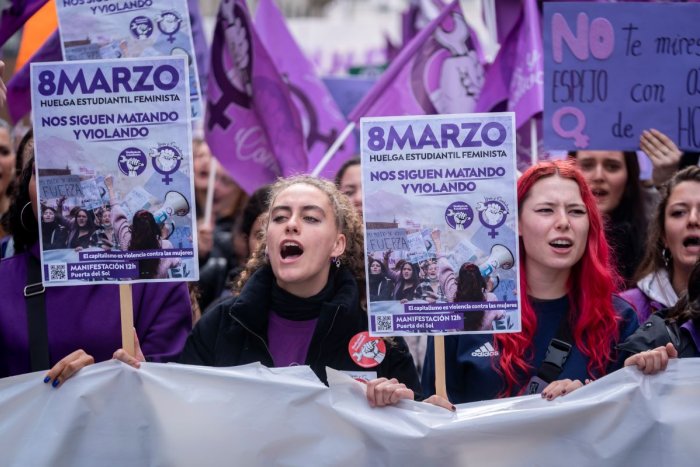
(494, 160, 622, 396)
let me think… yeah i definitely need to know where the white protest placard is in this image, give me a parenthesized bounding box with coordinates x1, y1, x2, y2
(55, 0, 203, 120)
(362, 113, 521, 336)
(31, 57, 198, 286)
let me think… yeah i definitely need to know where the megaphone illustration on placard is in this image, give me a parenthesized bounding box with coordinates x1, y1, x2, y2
(479, 244, 515, 277)
(153, 191, 190, 224)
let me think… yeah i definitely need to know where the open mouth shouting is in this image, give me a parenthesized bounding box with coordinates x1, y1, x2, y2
(279, 240, 304, 262)
(683, 235, 700, 252)
(549, 238, 573, 252)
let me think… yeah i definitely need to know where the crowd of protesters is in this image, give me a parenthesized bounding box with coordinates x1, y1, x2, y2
(0, 57, 698, 412)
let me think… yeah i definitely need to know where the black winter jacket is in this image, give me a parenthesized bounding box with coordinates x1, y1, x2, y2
(180, 265, 422, 393)
(617, 309, 700, 359)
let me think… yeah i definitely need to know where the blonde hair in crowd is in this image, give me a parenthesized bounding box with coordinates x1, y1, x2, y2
(234, 175, 366, 306)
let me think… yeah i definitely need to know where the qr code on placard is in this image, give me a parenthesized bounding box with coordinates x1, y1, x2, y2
(375, 314, 393, 332)
(48, 263, 67, 281)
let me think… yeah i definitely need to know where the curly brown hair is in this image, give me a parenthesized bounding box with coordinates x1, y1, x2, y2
(234, 175, 366, 306)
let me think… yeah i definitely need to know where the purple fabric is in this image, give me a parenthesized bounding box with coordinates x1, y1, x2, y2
(680, 321, 700, 352)
(495, 0, 525, 44)
(476, 0, 543, 129)
(6, 30, 61, 123)
(267, 312, 317, 367)
(187, 0, 210, 94)
(0, 0, 49, 46)
(205, 0, 307, 195)
(619, 287, 664, 323)
(254, 0, 355, 179)
(348, 0, 484, 122)
(0, 244, 192, 377)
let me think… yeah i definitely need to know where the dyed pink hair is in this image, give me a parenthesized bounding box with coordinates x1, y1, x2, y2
(494, 160, 622, 396)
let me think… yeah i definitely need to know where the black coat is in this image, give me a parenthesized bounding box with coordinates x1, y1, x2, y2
(180, 265, 422, 393)
(617, 309, 700, 359)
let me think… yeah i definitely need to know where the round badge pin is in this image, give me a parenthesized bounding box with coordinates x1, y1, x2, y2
(348, 331, 386, 368)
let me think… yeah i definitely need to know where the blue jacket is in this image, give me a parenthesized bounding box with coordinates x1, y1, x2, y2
(422, 295, 639, 403)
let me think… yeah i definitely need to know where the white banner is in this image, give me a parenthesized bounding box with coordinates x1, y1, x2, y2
(1, 359, 699, 466)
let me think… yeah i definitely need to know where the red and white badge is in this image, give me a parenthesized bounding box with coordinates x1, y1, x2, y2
(348, 331, 386, 368)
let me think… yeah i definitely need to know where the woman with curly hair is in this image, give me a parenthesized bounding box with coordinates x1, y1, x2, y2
(88, 175, 449, 409)
(621, 166, 700, 322)
(422, 160, 639, 403)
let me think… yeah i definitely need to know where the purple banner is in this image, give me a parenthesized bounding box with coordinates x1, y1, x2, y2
(348, 1, 484, 123)
(205, 0, 308, 195)
(254, 0, 355, 179)
(188, 0, 210, 93)
(6, 30, 61, 123)
(544, 2, 700, 151)
(477, 0, 543, 129)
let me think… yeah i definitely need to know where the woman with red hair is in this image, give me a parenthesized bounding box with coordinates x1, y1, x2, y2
(422, 160, 640, 403)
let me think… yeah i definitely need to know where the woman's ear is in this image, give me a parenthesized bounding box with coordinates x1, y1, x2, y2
(331, 233, 346, 258)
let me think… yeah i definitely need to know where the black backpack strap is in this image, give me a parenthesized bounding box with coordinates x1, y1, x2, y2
(24, 254, 50, 371)
(527, 314, 574, 395)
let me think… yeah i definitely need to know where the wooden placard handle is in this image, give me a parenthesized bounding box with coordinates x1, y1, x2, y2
(434, 335, 447, 399)
(119, 283, 134, 357)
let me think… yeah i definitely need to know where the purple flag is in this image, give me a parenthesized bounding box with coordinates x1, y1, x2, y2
(476, 0, 543, 129)
(0, 0, 50, 46)
(254, 0, 356, 179)
(187, 0, 209, 94)
(401, 0, 448, 51)
(205, 0, 308, 195)
(6, 30, 61, 123)
(349, 1, 484, 122)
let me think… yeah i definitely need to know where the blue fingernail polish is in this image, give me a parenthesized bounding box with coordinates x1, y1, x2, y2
(43, 376, 50, 383)
(51, 379, 60, 388)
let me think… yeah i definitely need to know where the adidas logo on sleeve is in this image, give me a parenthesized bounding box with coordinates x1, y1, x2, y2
(471, 342, 499, 357)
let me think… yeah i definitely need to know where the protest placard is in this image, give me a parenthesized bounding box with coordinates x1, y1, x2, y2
(31, 57, 198, 286)
(55, 0, 203, 120)
(361, 113, 520, 336)
(544, 2, 700, 151)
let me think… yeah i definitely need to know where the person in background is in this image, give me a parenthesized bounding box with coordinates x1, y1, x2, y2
(226, 184, 273, 288)
(92, 207, 116, 250)
(0, 131, 192, 382)
(570, 150, 647, 285)
(367, 257, 394, 302)
(40, 203, 69, 250)
(335, 157, 362, 218)
(392, 261, 421, 303)
(196, 154, 248, 310)
(0, 118, 16, 239)
(417, 260, 443, 303)
(422, 160, 639, 403)
(621, 167, 700, 322)
(203, 184, 273, 309)
(65, 208, 97, 251)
